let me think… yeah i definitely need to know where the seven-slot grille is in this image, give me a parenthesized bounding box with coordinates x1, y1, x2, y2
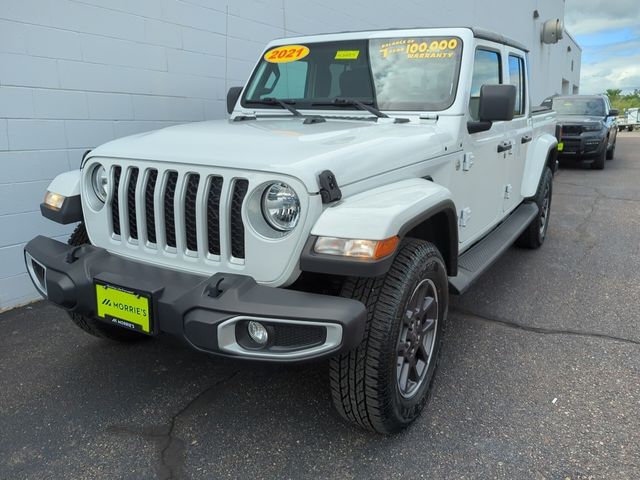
(108, 166, 249, 261)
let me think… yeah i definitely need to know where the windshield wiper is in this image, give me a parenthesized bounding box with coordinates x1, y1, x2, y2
(245, 98, 326, 124)
(252, 97, 302, 116)
(312, 98, 409, 123)
(312, 98, 387, 118)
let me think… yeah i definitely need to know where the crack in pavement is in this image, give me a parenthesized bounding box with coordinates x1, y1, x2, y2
(107, 370, 240, 480)
(575, 193, 599, 236)
(158, 370, 240, 480)
(555, 190, 640, 203)
(554, 180, 640, 203)
(451, 307, 640, 347)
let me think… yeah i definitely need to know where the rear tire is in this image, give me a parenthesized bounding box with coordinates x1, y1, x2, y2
(329, 239, 448, 434)
(516, 167, 553, 249)
(67, 223, 148, 343)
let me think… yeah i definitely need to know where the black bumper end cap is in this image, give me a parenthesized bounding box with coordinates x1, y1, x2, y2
(40, 194, 82, 225)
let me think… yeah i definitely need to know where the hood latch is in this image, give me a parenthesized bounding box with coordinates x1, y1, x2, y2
(318, 170, 342, 204)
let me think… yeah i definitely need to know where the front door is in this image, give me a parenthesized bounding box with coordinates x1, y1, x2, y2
(455, 46, 507, 248)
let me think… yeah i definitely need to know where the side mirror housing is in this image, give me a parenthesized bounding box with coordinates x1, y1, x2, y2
(478, 84, 517, 122)
(467, 84, 517, 134)
(227, 87, 243, 114)
(609, 109, 619, 117)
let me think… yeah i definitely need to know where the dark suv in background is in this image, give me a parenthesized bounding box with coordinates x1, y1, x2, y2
(550, 95, 618, 170)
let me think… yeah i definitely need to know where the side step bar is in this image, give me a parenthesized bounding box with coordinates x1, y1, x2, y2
(449, 202, 539, 295)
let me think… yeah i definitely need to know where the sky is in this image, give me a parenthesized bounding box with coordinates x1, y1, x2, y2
(565, 0, 640, 94)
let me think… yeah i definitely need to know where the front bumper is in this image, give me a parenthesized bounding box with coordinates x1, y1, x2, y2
(558, 134, 606, 159)
(24, 236, 366, 363)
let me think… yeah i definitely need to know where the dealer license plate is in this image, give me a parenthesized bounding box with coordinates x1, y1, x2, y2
(95, 281, 153, 334)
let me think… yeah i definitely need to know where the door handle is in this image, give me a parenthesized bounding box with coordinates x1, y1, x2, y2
(497, 141, 513, 153)
(521, 135, 532, 144)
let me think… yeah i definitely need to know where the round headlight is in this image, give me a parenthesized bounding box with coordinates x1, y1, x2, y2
(261, 182, 300, 232)
(91, 164, 109, 203)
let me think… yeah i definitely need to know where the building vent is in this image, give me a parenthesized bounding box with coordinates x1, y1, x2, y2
(542, 19, 564, 44)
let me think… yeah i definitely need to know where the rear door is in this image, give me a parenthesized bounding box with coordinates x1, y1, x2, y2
(502, 51, 531, 213)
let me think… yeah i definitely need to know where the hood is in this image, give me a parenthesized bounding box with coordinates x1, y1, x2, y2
(90, 117, 455, 192)
(557, 115, 605, 126)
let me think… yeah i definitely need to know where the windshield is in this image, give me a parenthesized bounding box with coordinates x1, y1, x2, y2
(552, 98, 606, 116)
(242, 37, 463, 112)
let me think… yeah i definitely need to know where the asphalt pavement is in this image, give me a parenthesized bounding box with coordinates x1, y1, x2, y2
(1, 133, 639, 480)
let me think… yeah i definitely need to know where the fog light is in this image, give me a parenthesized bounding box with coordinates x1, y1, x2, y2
(247, 321, 268, 345)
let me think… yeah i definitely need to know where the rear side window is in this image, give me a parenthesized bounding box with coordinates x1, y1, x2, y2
(508, 55, 526, 116)
(469, 49, 502, 120)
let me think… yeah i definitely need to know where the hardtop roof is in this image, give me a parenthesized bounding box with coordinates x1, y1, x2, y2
(271, 26, 529, 53)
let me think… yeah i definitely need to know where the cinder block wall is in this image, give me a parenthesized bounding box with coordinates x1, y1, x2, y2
(0, 0, 576, 310)
(0, 0, 381, 309)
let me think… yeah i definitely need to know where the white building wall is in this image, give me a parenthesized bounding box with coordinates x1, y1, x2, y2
(0, 0, 580, 310)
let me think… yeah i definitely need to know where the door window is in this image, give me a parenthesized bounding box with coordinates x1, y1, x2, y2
(469, 49, 502, 120)
(508, 55, 526, 116)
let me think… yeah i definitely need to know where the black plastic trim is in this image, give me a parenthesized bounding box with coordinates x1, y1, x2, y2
(471, 28, 529, 52)
(24, 236, 367, 364)
(478, 85, 517, 122)
(467, 121, 493, 134)
(227, 86, 243, 114)
(318, 170, 342, 204)
(398, 199, 459, 275)
(449, 202, 538, 294)
(497, 141, 513, 153)
(300, 199, 459, 278)
(40, 195, 82, 225)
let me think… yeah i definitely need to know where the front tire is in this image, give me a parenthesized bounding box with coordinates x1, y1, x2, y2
(329, 240, 448, 434)
(67, 223, 148, 343)
(606, 141, 615, 160)
(591, 145, 606, 170)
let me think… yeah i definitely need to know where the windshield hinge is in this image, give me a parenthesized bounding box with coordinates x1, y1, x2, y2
(419, 113, 439, 122)
(318, 170, 342, 204)
(232, 114, 256, 122)
(303, 116, 326, 124)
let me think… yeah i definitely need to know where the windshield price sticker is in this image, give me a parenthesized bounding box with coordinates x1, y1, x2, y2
(335, 50, 360, 60)
(379, 38, 460, 60)
(264, 45, 310, 63)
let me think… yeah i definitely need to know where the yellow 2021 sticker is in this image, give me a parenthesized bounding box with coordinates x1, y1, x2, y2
(335, 50, 360, 60)
(264, 45, 310, 63)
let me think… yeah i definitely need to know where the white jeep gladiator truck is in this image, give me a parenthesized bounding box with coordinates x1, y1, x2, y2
(25, 27, 558, 434)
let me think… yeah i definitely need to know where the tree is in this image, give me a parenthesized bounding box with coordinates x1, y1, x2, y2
(605, 89, 622, 102)
(604, 89, 640, 112)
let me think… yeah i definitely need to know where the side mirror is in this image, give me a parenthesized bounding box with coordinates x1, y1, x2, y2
(227, 87, 243, 114)
(478, 84, 517, 122)
(609, 109, 619, 117)
(468, 84, 517, 134)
